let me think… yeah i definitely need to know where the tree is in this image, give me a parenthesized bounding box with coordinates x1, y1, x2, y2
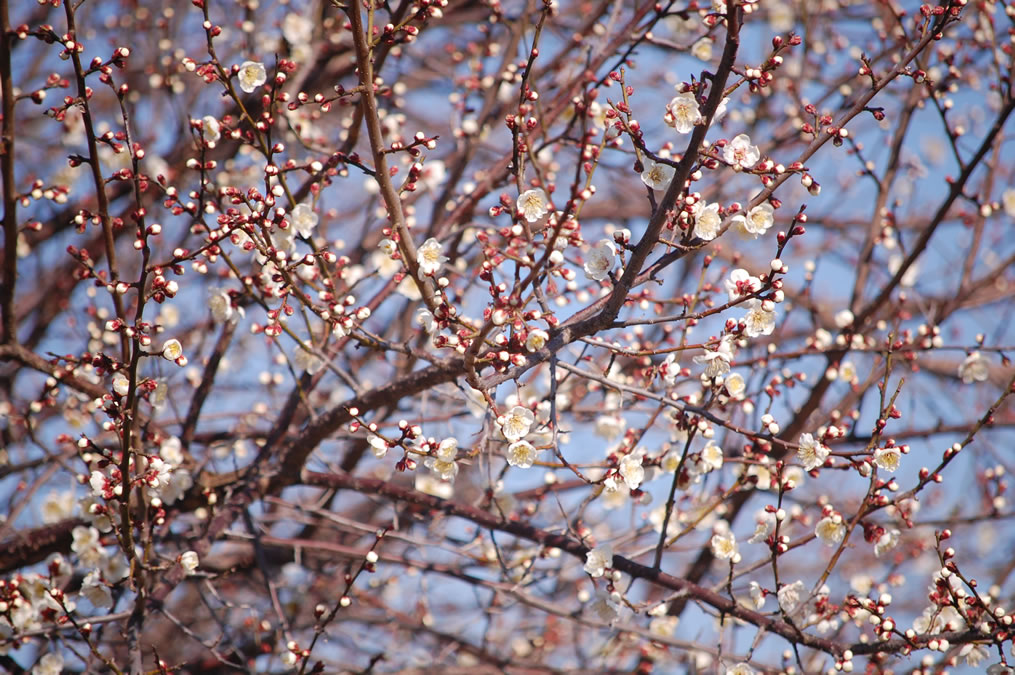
(1, 0, 1014, 671)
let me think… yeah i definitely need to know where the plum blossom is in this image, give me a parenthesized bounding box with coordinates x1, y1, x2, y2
(701, 441, 724, 471)
(162, 339, 184, 361)
(209, 288, 242, 323)
(815, 515, 846, 545)
(282, 13, 313, 44)
(584, 239, 617, 281)
(517, 188, 550, 222)
(874, 529, 900, 557)
(873, 446, 901, 472)
(731, 203, 774, 239)
(415, 307, 436, 333)
(691, 37, 712, 61)
(201, 115, 221, 142)
(640, 160, 675, 191)
(958, 351, 989, 384)
(33, 654, 63, 675)
(595, 414, 626, 440)
(797, 433, 830, 471)
(723, 134, 760, 170)
(724, 372, 745, 398)
(693, 202, 722, 241)
(693, 336, 735, 378)
(506, 440, 538, 468)
(416, 237, 448, 278)
(425, 437, 460, 481)
(619, 453, 645, 490)
(711, 531, 738, 560)
(660, 352, 680, 385)
(525, 329, 548, 352)
(726, 664, 756, 675)
(778, 580, 806, 614)
(180, 550, 199, 575)
(290, 203, 318, 238)
(725, 268, 761, 301)
(498, 406, 534, 442)
(237, 60, 267, 93)
(81, 570, 113, 608)
(742, 299, 776, 337)
(665, 92, 703, 133)
(748, 581, 766, 609)
(1003, 187, 1015, 217)
(584, 545, 613, 577)
(419, 159, 446, 191)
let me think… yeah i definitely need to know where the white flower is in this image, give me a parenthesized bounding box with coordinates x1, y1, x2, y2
(595, 414, 626, 440)
(42, 491, 76, 524)
(590, 592, 621, 624)
(693, 202, 722, 241)
(725, 663, 756, 675)
(416, 237, 447, 278)
(112, 373, 129, 396)
(874, 529, 900, 557)
(209, 288, 241, 323)
(180, 550, 199, 575)
(368, 434, 388, 458)
(291, 203, 318, 238)
(834, 309, 854, 328)
(815, 515, 846, 546)
(378, 238, 397, 256)
(640, 160, 675, 191)
(958, 351, 989, 384)
(960, 644, 989, 667)
(429, 450, 461, 484)
(748, 581, 766, 609)
(691, 37, 713, 61)
(797, 433, 830, 471)
(586, 101, 609, 129)
(731, 203, 775, 239)
(693, 336, 735, 378)
(201, 115, 221, 142)
(584, 239, 617, 281)
(162, 338, 184, 361)
(1003, 187, 1015, 217)
(33, 653, 63, 675)
(415, 472, 454, 499)
(724, 372, 745, 398)
(506, 440, 538, 469)
(725, 269, 761, 301)
(710, 531, 738, 560)
(742, 299, 776, 337)
(619, 454, 645, 490)
(778, 579, 805, 614)
(660, 353, 680, 385)
(420, 159, 446, 191)
(749, 511, 775, 543)
(517, 188, 550, 222)
(723, 134, 760, 170)
(873, 446, 901, 472)
(81, 570, 113, 608)
(665, 91, 702, 134)
(434, 437, 458, 462)
(584, 545, 613, 577)
(525, 329, 549, 352)
(237, 60, 267, 93)
(713, 96, 731, 123)
(282, 13, 313, 44)
(701, 441, 724, 471)
(498, 406, 534, 442)
(292, 345, 322, 374)
(415, 307, 436, 333)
